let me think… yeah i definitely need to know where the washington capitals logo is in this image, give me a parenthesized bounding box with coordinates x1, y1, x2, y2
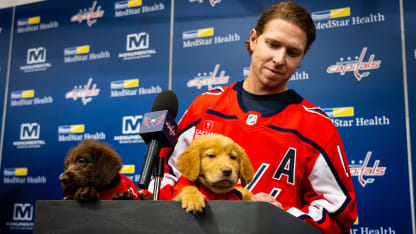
(327, 47, 381, 81)
(349, 151, 386, 187)
(144, 115, 164, 128)
(165, 122, 176, 136)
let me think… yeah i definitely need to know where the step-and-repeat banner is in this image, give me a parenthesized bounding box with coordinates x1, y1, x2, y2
(0, 0, 414, 233)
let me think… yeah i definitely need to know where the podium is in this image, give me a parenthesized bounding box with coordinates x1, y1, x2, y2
(34, 200, 320, 234)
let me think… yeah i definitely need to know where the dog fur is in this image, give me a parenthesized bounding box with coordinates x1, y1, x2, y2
(173, 134, 254, 213)
(60, 139, 137, 201)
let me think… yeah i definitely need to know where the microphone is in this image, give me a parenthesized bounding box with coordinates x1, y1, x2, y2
(138, 90, 178, 190)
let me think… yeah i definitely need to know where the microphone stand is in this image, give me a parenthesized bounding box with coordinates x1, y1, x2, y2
(153, 156, 164, 200)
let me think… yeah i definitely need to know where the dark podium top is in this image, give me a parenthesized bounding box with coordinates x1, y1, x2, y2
(34, 200, 320, 234)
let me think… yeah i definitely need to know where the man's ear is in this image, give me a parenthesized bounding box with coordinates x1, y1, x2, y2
(249, 29, 258, 52)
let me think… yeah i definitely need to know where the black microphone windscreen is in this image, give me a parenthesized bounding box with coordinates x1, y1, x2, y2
(151, 90, 179, 118)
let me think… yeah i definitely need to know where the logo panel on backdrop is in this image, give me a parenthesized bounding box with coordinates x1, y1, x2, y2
(57, 124, 105, 142)
(10, 89, 53, 107)
(3, 167, 47, 185)
(182, 27, 241, 48)
(70, 1, 104, 27)
(110, 78, 162, 97)
(326, 47, 381, 81)
(114, 0, 165, 17)
(118, 32, 157, 60)
(65, 78, 100, 105)
(322, 106, 390, 128)
(349, 151, 386, 187)
(19, 47, 52, 73)
(16, 16, 59, 34)
(5, 203, 34, 231)
(187, 64, 230, 90)
(114, 115, 145, 144)
(64, 45, 110, 63)
(312, 7, 385, 30)
(12, 123, 45, 149)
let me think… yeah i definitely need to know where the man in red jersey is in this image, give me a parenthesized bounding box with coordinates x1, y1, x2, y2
(156, 1, 357, 233)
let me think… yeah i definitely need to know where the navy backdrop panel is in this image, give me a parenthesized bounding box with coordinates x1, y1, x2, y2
(0, 0, 415, 233)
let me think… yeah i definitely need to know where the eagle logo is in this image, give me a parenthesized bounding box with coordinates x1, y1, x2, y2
(144, 115, 164, 128)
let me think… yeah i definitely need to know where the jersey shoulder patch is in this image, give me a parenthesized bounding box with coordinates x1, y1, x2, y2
(302, 106, 330, 120)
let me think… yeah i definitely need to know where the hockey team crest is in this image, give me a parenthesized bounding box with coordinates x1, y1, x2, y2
(246, 114, 258, 126)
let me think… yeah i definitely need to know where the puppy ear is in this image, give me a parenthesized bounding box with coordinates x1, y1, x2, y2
(94, 141, 122, 184)
(239, 150, 254, 187)
(177, 144, 200, 182)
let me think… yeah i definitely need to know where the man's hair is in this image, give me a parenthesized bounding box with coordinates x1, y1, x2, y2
(245, 1, 316, 55)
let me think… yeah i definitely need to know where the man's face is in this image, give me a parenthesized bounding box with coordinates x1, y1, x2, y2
(246, 18, 307, 95)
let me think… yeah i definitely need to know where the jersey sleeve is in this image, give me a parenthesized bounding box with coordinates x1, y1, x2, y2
(286, 131, 358, 233)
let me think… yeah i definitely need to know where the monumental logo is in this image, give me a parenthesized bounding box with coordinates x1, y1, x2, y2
(118, 33, 156, 60)
(114, 115, 144, 144)
(187, 64, 230, 90)
(322, 106, 390, 128)
(312, 7, 385, 30)
(110, 78, 162, 97)
(182, 27, 241, 48)
(189, 0, 222, 7)
(10, 89, 53, 107)
(114, 0, 165, 17)
(19, 47, 52, 73)
(5, 203, 34, 231)
(58, 124, 106, 142)
(3, 168, 47, 185)
(12, 123, 45, 149)
(16, 15, 59, 34)
(64, 44, 110, 63)
(326, 47, 381, 81)
(65, 78, 100, 105)
(349, 151, 386, 187)
(71, 1, 104, 27)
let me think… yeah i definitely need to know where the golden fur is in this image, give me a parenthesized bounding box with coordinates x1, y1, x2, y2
(174, 134, 254, 213)
(60, 139, 134, 201)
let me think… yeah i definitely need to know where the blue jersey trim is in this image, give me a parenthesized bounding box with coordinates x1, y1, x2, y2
(206, 109, 238, 119)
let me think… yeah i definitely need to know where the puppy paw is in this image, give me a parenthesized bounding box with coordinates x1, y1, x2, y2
(112, 192, 136, 200)
(174, 186, 206, 214)
(74, 186, 99, 202)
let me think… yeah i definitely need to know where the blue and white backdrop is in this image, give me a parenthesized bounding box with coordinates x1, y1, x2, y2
(0, 0, 415, 233)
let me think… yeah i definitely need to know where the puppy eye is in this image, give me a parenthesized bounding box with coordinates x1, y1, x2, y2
(208, 154, 216, 158)
(229, 155, 237, 160)
(76, 157, 88, 164)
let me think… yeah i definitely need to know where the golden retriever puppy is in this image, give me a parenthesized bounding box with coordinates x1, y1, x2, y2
(173, 134, 254, 214)
(60, 139, 142, 201)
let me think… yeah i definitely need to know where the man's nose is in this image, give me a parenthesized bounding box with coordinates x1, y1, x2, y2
(272, 48, 286, 65)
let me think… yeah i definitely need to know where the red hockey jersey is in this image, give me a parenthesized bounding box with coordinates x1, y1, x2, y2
(159, 176, 243, 201)
(63, 173, 143, 200)
(159, 81, 358, 233)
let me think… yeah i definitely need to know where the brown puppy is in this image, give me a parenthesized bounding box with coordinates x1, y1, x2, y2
(60, 139, 139, 201)
(174, 134, 254, 213)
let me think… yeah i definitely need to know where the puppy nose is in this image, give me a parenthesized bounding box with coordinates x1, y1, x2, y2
(221, 167, 232, 177)
(59, 173, 68, 183)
